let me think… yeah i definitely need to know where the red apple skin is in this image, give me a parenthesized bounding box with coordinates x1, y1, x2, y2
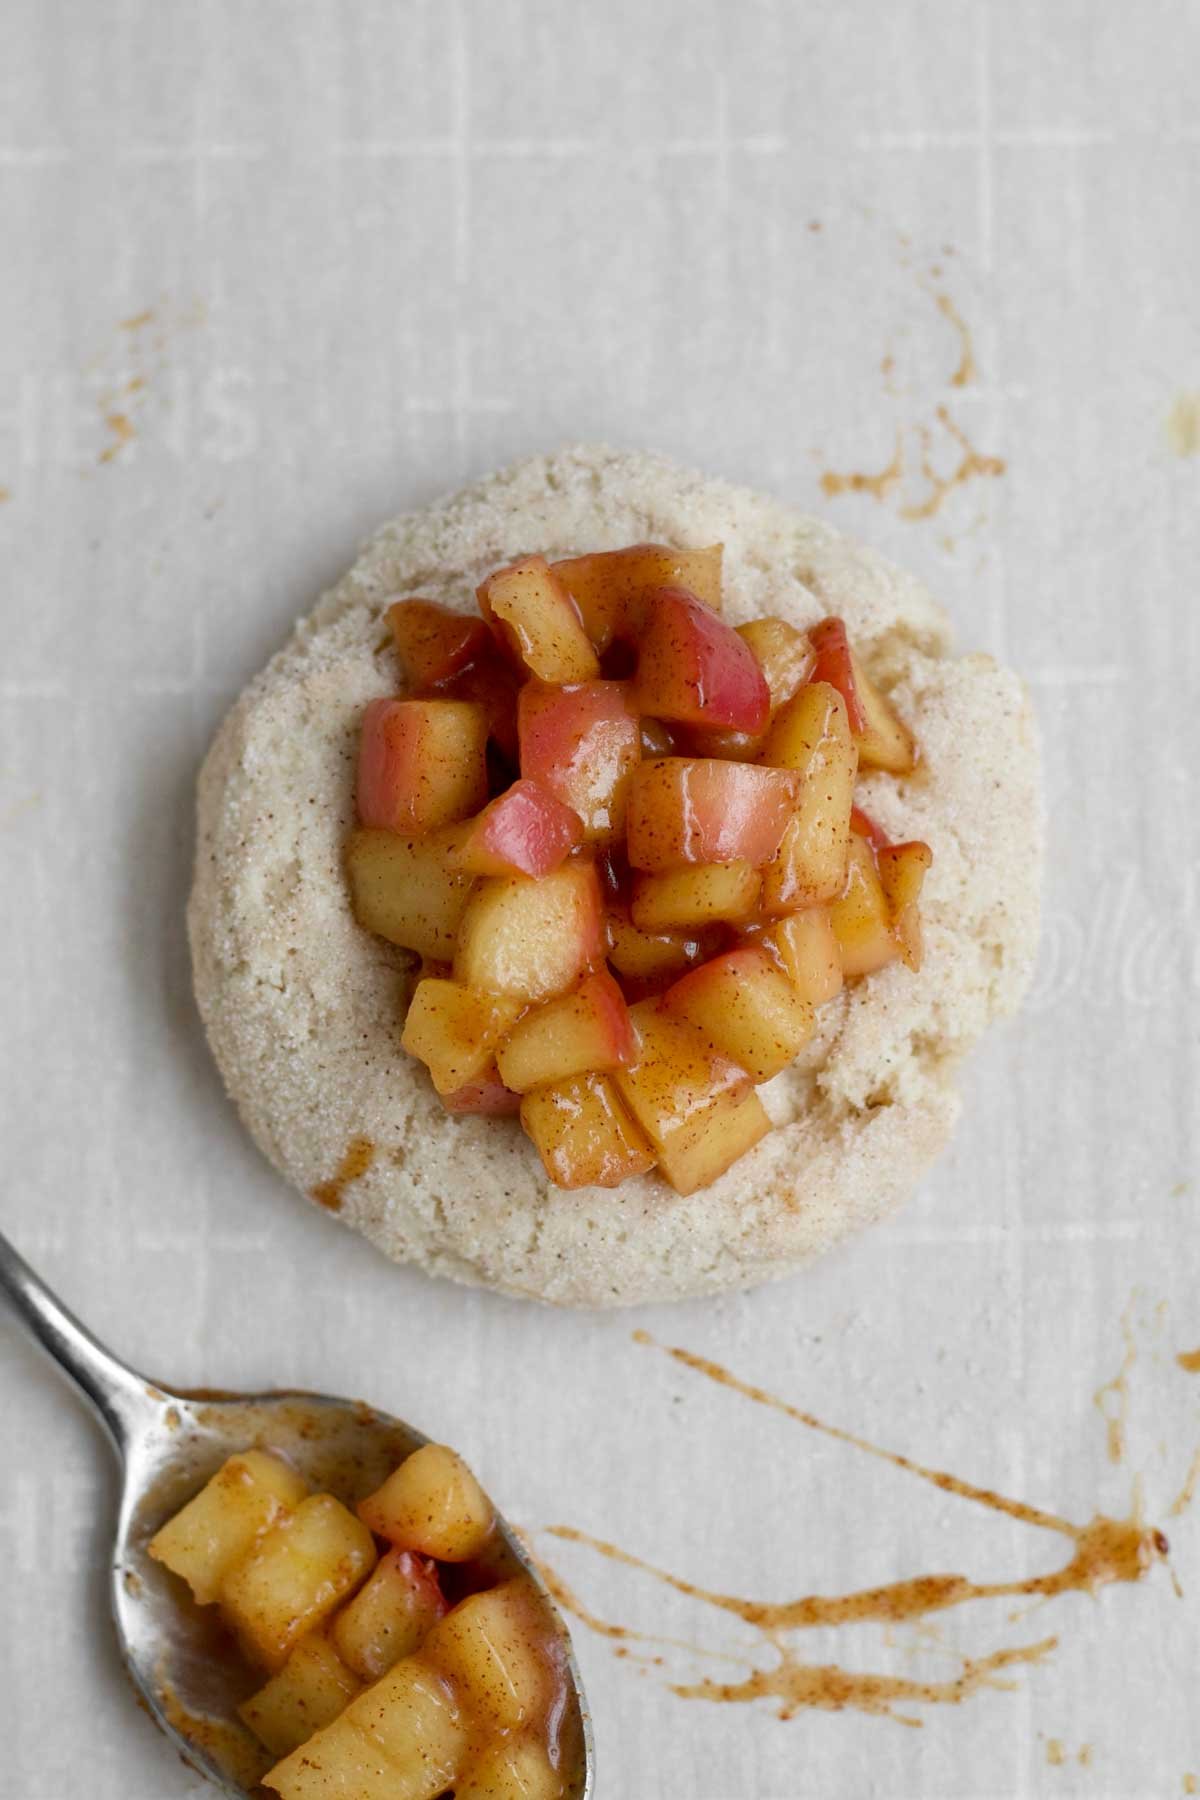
(440, 1065, 522, 1115)
(386, 599, 492, 688)
(357, 697, 488, 834)
(807, 617, 867, 733)
(849, 805, 892, 853)
(517, 681, 641, 841)
(626, 758, 798, 872)
(633, 588, 770, 734)
(457, 780, 584, 879)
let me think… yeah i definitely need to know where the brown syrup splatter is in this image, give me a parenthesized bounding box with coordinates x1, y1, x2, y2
(157, 1678, 268, 1788)
(897, 408, 1005, 521)
(1094, 1300, 1138, 1463)
(0, 487, 9, 503)
(121, 308, 155, 332)
(1184, 1773, 1198, 1794)
(542, 1331, 1176, 1726)
(820, 436, 904, 504)
(931, 291, 977, 388)
(1177, 1349, 1200, 1373)
(98, 411, 135, 464)
(1169, 1449, 1200, 1519)
(311, 1135, 375, 1211)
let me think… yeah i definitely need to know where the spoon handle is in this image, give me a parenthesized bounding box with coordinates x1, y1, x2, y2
(0, 1227, 157, 1457)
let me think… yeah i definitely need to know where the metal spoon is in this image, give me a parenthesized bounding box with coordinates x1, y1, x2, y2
(0, 1228, 594, 1798)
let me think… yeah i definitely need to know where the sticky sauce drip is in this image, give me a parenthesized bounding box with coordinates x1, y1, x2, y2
(311, 1135, 375, 1211)
(1176, 1348, 1200, 1374)
(542, 1331, 1176, 1725)
(1093, 1300, 1138, 1463)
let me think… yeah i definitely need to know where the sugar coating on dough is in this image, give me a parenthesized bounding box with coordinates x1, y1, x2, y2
(188, 445, 1042, 1307)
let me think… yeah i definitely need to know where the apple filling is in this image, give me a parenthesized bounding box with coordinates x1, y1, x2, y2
(347, 544, 931, 1195)
(149, 1443, 575, 1799)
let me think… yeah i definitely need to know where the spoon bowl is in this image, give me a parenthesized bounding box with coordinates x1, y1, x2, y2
(0, 1230, 594, 1798)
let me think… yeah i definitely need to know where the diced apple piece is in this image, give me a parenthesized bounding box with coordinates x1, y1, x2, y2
(386, 599, 491, 688)
(357, 698, 489, 835)
(345, 827, 476, 962)
(738, 617, 816, 710)
(239, 1635, 362, 1758)
(551, 541, 724, 651)
(766, 908, 844, 1006)
(400, 978, 524, 1097)
(520, 1071, 656, 1189)
(439, 1065, 522, 1117)
(829, 836, 899, 979)
(631, 862, 761, 932)
(331, 1550, 448, 1682)
(479, 556, 599, 683)
(878, 839, 933, 972)
(425, 1580, 559, 1734)
(220, 1496, 377, 1672)
(691, 617, 814, 759)
(808, 617, 917, 774)
(455, 780, 584, 879)
(358, 1445, 494, 1562)
(605, 910, 712, 983)
(263, 1714, 403, 1800)
(663, 946, 815, 1081)
(626, 758, 796, 871)
(517, 681, 641, 842)
(454, 863, 603, 1004)
(346, 1656, 468, 1795)
(455, 1735, 567, 1800)
(438, 656, 522, 763)
(614, 1002, 768, 1194)
(148, 1451, 308, 1606)
(497, 970, 634, 1092)
(758, 682, 857, 911)
(634, 588, 770, 734)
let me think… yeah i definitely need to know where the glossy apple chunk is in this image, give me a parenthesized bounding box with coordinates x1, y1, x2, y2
(400, 979, 523, 1096)
(626, 758, 796, 872)
(829, 835, 899, 979)
(605, 909, 714, 984)
(614, 1002, 769, 1193)
(631, 861, 761, 932)
(497, 969, 633, 1092)
(454, 863, 603, 1004)
(634, 588, 770, 734)
(385, 599, 491, 688)
(438, 1065, 521, 1116)
(436, 656, 521, 763)
(424, 1579, 560, 1734)
(551, 541, 723, 651)
(766, 907, 843, 1006)
(663, 946, 815, 1081)
(148, 1451, 308, 1607)
(520, 1071, 656, 1189)
(808, 617, 917, 774)
(266, 1658, 465, 1800)
(688, 618, 816, 760)
(240, 1635, 362, 1758)
(455, 1736, 566, 1800)
(518, 680, 641, 842)
(878, 839, 933, 971)
(221, 1495, 377, 1672)
(358, 1444, 494, 1563)
(759, 682, 858, 911)
(331, 1550, 448, 1682)
(344, 1657, 468, 1793)
(478, 555, 600, 683)
(357, 698, 489, 835)
(455, 779, 583, 879)
(345, 828, 476, 962)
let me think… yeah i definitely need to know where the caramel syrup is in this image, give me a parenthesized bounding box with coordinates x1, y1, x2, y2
(541, 1332, 1176, 1725)
(311, 1135, 375, 1211)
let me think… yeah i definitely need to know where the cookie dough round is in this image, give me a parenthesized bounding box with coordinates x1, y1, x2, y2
(189, 446, 1041, 1307)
